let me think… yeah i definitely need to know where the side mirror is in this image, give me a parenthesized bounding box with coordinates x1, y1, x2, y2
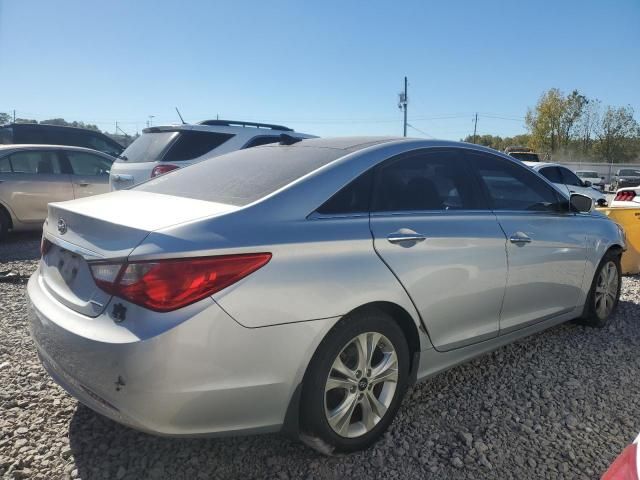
(583, 180, 592, 187)
(570, 193, 593, 213)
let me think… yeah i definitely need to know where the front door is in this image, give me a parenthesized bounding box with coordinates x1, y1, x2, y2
(369, 149, 508, 351)
(468, 151, 587, 334)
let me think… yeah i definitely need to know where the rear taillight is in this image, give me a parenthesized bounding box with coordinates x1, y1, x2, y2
(602, 443, 638, 480)
(614, 191, 637, 202)
(89, 254, 271, 312)
(151, 164, 180, 178)
(40, 238, 52, 257)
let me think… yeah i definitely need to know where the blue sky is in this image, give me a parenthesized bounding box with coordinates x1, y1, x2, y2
(0, 0, 638, 139)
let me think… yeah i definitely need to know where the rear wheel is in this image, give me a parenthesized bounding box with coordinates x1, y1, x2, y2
(300, 309, 410, 453)
(580, 251, 622, 327)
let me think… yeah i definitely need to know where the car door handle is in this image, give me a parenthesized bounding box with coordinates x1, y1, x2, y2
(76, 182, 89, 186)
(509, 232, 532, 244)
(112, 174, 134, 182)
(387, 230, 427, 244)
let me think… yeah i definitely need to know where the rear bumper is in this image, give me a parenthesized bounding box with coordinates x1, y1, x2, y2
(28, 270, 338, 437)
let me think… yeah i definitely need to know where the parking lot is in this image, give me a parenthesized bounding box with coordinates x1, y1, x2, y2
(0, 232, 638, 479)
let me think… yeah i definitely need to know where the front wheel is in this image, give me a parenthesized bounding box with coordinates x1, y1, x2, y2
(300, 309, 410, 453)
(580, 251, 622, 327)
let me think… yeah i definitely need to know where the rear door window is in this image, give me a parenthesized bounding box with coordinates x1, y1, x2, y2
(162, 131, 234, 162)
(316, 170, 374, 215)
(372, 149, 484, 212)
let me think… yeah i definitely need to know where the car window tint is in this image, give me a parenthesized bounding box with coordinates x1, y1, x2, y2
(13, 126, 47, 144)
(136, 144, 345, 206)
(539, 166, 563, 183)
(9, 151, 63, 174)
(163, 131, 234, 162)
(118, 131, 178, 163)
(66, 152, 113, 176)
(372, 149, 484, 212)
(0, 127, 13, 145)
(244, 136, 282, 148)
(559, 168, 583, 187)
(317, 170, 373, 215)
(469, 152, 563, 212)
(0, 156, 11, 172)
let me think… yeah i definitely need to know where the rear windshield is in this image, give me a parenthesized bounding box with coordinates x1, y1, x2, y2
(117, 131, 178, 163)
(509, 152, 540, 162)
(118, 130, 233, 163)
(135, 145, 344, 206)
(0, 127, 12, 144)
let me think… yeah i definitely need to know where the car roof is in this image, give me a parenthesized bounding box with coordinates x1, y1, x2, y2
(0, 144, 115, 157)
(142, 120, 313, 137)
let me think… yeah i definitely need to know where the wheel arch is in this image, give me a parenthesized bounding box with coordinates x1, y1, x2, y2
(282, 300, 426, 439)
(0, 202, 13, 229)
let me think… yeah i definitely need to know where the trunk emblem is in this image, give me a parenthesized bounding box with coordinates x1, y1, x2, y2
(57, 218, 68, 235)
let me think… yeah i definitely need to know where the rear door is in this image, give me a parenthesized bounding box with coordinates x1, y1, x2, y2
(369, 148, 508, 351)
(468, 151, 587, 333)
(63, 150, 113, 198)
(1, 149, 73, 223)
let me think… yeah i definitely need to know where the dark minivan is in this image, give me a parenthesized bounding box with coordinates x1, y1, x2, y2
(0, 123, 123, 157)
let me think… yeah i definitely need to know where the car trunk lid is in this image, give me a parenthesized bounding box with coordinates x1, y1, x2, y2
(41, 190, 238, 316)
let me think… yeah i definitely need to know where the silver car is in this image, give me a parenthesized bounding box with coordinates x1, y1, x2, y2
(0, 144, 114, 239)
(28, 137, 624, 453)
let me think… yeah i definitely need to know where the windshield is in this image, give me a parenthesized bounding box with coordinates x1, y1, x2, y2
(509, 152, 540, 162)
(618, 169, 640, 176)
(117, 131, 178, 163)
(135, 145, 344, 206)
(576, 171, 598, 178)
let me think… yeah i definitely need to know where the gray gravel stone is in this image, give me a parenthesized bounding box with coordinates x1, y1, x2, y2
(1, 232, 639, 479)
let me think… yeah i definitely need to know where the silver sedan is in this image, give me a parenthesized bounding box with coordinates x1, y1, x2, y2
(28, 137, 625, 453)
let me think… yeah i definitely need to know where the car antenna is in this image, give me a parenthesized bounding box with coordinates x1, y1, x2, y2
(279, 133, 302, 145)
(175, 107, 186, 125)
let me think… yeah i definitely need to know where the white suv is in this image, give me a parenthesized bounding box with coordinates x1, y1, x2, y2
(110, 120, 314, 190)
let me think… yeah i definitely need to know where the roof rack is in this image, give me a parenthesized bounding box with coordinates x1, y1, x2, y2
(197, 119, 293, 131)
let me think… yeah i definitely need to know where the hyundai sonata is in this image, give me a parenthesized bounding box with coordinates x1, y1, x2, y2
(28, 137, 625, 452)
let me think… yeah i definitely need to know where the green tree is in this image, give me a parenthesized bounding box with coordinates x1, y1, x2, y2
(595, 105, 640, 163)
(0, 112, 10, 124)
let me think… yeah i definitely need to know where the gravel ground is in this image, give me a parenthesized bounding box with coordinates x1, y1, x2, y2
(1, 232, 640, 479)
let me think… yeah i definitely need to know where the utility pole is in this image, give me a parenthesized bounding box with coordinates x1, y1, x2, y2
(115, 121, 118, 134)
(12, 110, 16, 122)
(472, 113, 478, 143)
(398, 76, 408, 137)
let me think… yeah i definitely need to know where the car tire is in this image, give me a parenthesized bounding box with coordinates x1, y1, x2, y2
(0, 208, 9, 241)
(300, 308, 410, 454)
(579, 250, 622, 328)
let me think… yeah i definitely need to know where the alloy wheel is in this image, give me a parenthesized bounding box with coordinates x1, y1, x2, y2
(594, 261, 619, 319)
(324, 332, 398, 438)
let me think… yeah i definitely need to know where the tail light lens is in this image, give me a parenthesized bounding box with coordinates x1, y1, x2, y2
(614, 191, 637, 202)
(602, 443, 638, 480)
(89, 254, 271, 312)
(151, 164, 180, 178)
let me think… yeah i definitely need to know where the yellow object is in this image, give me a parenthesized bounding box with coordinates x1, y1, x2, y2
(597, 207, 640, 274)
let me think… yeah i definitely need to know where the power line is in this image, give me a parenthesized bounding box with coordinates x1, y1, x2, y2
(406, 123, 435, 138)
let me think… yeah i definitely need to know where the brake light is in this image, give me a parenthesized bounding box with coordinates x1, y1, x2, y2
(151, 164, 180, 178)
(602, 443, 638, 480)
(89, 254, 271, 312)
(615, 191, 637, 202)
